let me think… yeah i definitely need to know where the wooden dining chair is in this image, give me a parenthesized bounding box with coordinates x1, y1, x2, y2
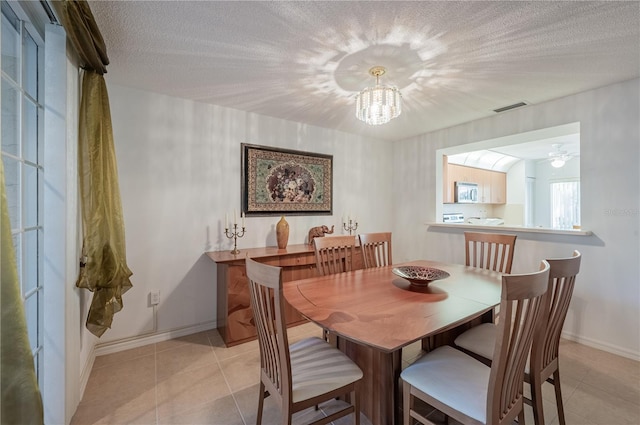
(401, 261, 550, 425)
(462, 231, 517, 326)
(465, 231, 517, 274)
(453, 251, 581, 425)
(313, 235, 358, 342)
(313, 235, 358, 276)
(246, 257, 364, 425)
(358, 232, 392, 268)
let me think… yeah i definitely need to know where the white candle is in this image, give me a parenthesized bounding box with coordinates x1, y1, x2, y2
(234, 209, 237, 225)
(241, 212, 245, 227)
(225, 213, 228, 229)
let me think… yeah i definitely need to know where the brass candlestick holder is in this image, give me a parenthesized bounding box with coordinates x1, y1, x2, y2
(343, 219, 358, 235)
(224, 223, 246, 254)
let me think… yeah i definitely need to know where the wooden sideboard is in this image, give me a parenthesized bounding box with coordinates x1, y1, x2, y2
(207, 243, 363, 347)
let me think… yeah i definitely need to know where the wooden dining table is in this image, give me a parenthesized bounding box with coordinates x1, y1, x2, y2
(283, 259, 502, 425)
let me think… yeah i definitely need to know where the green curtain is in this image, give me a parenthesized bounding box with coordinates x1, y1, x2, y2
(76, 71, 133, 337)
(1, 160, 44, 424)
(52, 0, 108, 73)
(53, 0, 133, 337)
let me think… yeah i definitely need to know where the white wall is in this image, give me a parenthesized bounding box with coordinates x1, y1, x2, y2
(100, 84, 393, 343)
(94, 78, 639, 362)
(393, 78, 640, 359)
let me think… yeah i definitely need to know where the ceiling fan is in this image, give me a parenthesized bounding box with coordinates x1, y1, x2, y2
(548, 143, 572, 168)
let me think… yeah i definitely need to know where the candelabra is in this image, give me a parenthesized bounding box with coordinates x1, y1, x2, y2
(343, 219, 358, 235)
(224, 223, 246, 254)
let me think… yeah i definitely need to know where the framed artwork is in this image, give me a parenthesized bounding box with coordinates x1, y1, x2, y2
(241, 143, 333, 216)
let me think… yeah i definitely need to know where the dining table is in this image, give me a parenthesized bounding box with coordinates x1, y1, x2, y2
(283, 259, 502, 425)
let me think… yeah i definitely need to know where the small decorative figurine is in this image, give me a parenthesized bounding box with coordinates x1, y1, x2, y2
(308, 225, 334, 245)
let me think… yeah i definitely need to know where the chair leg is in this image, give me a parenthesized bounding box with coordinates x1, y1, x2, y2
(518, 407, 526, 425)
(553, 370, 566, 425)
(354, 387, 360, 425)
(402, 380, 411, 425)
(530, 373, 546, 425)
(256, 381, 265, 425)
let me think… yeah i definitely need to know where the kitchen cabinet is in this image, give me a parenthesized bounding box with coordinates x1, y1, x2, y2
(443, 163, 506, 204)
(444, 163, 480, 203)
(477, 169, 491, 203)
(490, 171, 507, 203)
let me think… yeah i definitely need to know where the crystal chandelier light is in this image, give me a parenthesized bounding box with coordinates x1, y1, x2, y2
(355, 66, 402, 125)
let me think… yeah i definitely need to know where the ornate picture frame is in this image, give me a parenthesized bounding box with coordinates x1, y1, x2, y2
(241, 143, 333, 216)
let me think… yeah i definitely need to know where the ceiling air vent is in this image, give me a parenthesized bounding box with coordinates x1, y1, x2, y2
(493, 102, 527, 113)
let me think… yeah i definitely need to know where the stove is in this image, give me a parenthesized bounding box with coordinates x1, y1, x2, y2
(443, 213, 465, 224)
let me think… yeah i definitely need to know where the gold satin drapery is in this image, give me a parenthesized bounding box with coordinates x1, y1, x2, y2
(54, 0, 133, 337)
(1, 160, 44, 424)
(76, 72, 132, 337)
(52, 0, 108, 74)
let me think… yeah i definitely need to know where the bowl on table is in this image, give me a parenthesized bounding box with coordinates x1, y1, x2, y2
(392, 265, 450, 287)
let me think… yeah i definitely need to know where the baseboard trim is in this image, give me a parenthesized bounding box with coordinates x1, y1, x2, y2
(561, 330, 639, 361)
(79, 344, 96, 400)
(94, 321, 217, 357)
(90, 323, 637, 363)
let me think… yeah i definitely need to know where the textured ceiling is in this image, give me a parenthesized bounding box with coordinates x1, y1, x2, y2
(88, 1, 640, 142)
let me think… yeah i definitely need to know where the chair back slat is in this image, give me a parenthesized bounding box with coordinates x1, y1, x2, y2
(246, 257, 292, 406)
(465, 232, 517, 274)
(359, 232, 392, 268)
(487, 260, 550, 425)
(313, 235, 358, 276)
(533, 251, 581, 373)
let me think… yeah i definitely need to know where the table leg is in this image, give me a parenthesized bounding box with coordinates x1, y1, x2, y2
(338, 337, 402, 425)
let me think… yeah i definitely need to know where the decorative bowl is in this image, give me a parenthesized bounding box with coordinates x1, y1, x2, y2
(392, 266, 450, 287)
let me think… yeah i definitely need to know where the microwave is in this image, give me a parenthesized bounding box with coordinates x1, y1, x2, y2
(455, 182, 478, 203)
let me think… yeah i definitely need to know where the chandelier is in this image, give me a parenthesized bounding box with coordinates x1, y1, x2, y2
(355, 66, 402, 125)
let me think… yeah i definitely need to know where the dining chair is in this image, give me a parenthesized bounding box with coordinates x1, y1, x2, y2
(313, 235, 358, 276)
(453, 251, 581, 425)
(358, 232, 392, 268)
(462, 231, 517, 327)
(464, 231, 517, 274)
(246, 257, 364, 425)
(401, 260, 550, 425)
(313, 235, 359, 342)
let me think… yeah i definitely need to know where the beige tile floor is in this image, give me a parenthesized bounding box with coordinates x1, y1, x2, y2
(71, 322, 639, 425)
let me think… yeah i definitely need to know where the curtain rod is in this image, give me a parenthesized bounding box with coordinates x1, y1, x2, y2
(40, 0, 60, 25)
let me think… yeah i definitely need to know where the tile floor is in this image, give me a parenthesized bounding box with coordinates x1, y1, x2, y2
(71, 322, 639, 425)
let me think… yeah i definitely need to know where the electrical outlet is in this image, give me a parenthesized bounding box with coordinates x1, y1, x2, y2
(150, 290, 160, 305)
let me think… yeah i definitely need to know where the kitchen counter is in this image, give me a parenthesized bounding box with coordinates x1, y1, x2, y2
(427, 222, 592, 236)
